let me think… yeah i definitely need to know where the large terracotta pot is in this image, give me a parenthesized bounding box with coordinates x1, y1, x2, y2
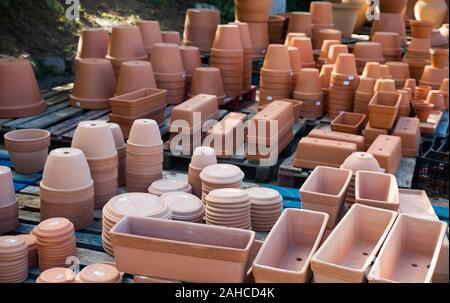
(0, 58, 45, 118)
(115, 61, 157, 96)
(415, 0, 448, 28)
(371, 13, 407, 43)
(76, 28, 110, 62)
(246, 22, 270, 58)
(189, 67, 225, 105)
(268, 15, 286, 44)
(332, 2, 362, 38)
(235, 0, 272, 22)
(288, 12, 312, 36)
(137, 20, 163, 56)
(183, 9, 220, 52)
(379, 0, 408, 14)
(343, 0, 370, 30)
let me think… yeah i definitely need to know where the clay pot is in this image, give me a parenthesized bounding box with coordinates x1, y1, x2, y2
(426, 89, 446, 110)
(284, 32, 307, 46)
(372, 32, 402, 61)
(371, 13, 407, 43)
(76, 28, 110, 62)
(115, 61, 157, 96)
(200, 164, 244, 203)
(288, 47, 302, 85)
(4, 129, 50, 174)
(368, 214, 446, 283)
(137, 21, 163, 55)
(76, 263, 122, 283)
(355, 170, 400, 210)
(268, 15, 286, 44)
(189, 146, 217, 198)
(331, 112, 366, 134)
(150, 43, 184, 74)
(0, 236, 29, 283)
(368, 91, 401, 129)
(362, 62, 382, 79)
(332, 2, 362, 38)
(430, 28, 449, 47)
(439, 78, 449, 109)
(415, 84, 433, 101)
(430, 48, 449, 68)
(310, 1, 334, 25)
(295, 68, 322, 95)
(70, 59, 116, 109)
(0, 58, 45, 118)
(333, 53, 358, 76)
(327, 44, 348, 64)
(393, 117, 421, 157)
(404, 78, 418, 95)
(415, 101, 435, 121)
(415, 0, 448, 28)
(288, 12, 312, 36)
(109, 123, 126, 186)
(353, 42, 385, 73)
(161, 192, 204, 223)
(386, 62, 411, 88)
(244, 187, 283, 232)
(180, 46, 202, 77)
(183, 9, 220, 52)
(374, 79, 397, 92)
(37, 268, 76, 283)
(380, 0, 408, 13)
(228, 22, 253, 91)
(161, 31, 181, 45)
(420, 65, 449, 89)
(253, 208, 329, 283)
(320, 64, 334, 88)
(246, 22, 270, 58)
(344, 0, 370, 30)
(0, 166, 18, 234)
(235, 0, 271, 22)
(189, 67, 226, 105)
(311, 204, 398, 283)
(318, 40, 340, 65)
(315, 29, 342, 50)
(289, 37, 315, 68)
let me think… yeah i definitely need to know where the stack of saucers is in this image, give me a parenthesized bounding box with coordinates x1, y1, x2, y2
(102, 193, 172, 256)
(161, 192, 205, 223)
(205, 188, 251, 230)
(34, 218, 77, 272)
(148, 178, 192, 196)
(76, 263, 122, 283)
(245, 187, 283, 232)
(16, 234, 38, 268)
(0, 236, 29, 283)
(37, 268, 76, 283)
(199, 164, 245, 204)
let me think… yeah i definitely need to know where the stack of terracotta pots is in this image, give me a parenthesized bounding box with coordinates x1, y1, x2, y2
(328, 53, 359, 118)
(0, 167, 18, 234)
(288, 47, 302, 89)
(0, 236, 29, 283)
(102, 193, 172, 256)
(162, 31, 182, 45)
(0, 58, 45, 118)
(161, 192, 205, 223)
(106, 25, 147, 78)
(320, 64, 334, 113)
(16, 234, 38, 268)
(110, 87, 167, 138)
(246, 187, 283, 232)
(371, 13, 407, 44)
(404, 20, 434, 81)
(419, 48, 449, 89)
(317, 40, 340, 68)
(229, 22, 253, 92)
(210, 25, 244, 97)
(289, 37, 316, 68)
(288, 12, 312, 36)
(188, 147, 217, 199)
(40, 148, 94, 230)
(125, 119, 163, 193)
(37, 268, 76, 283)
(354, 77, 376, 114)
(189, 67, 226, 105)
(440, 78, 449, 109)
(137, 20, 163, 57)
(109, 123, 126, 187)
(149, 179, 192, 196)
(183, 9, 221, 52)
(205, 188, 251, 230)
(268, 15, 286, 44)
(259, 44, 292, 105)
(150, 43, 186, 104)
(353, 42, 385, 74)
(72, 121, 118, 210)
(285, 32, 306, 46)
(35, 218, 77, 271)
(180, 46, 202, 96)
(310, 1, 334, 46)
(372, 32, 403, 62)
(385, 62, 410, 89)
(234, 0, 271, 58)
(397, 89, 412, 117)
(426, 90, 446, 111)
(76, 28, 110, 65)
(76, 263, 123, 283)
(199, 164, 244, 203)
(115, 61, 157, 96)
(293, 68, 323, 118)
(315, 28, 342, 51)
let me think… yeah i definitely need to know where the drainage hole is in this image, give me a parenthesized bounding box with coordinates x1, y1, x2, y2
(90, 123, 97, 127)
(362, 252, 369, 256)
(426, 265, 430, 269)
(296, 257, 303, 262)
(411, 263, 418, 268)
(63, 152, 70, 155)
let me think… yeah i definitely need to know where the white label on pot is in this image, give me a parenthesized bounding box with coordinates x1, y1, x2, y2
(267, 96, 273, 101)
(4, 239, 16, 243)
(94, 271, 105, 277)
(343, 81, 350, 86)
(348, 75, 354, 81)
(316, 101, 321, 106)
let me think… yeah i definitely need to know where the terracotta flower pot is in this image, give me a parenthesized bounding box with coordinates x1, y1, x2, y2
(284, 32, 307, 46)
(355, 171, 400, 210)
(368, 91, 401, 129)
(161, 31, 181, 45)
(268, 15, 286, 44)
(332, 2, 362, 38)
(343, 0, 370, 30)
(70, 59, 116, 109)
(430, 48, 449, 68)
(310, 1, 334, 25)
(333, 53, 358, 76)
(235, 0, 272, 22)
(137, 20, 163, 55)
(295, 68, 322, 95)
(183, 9, 220, 52)
(415, 84, 432, 101)
(420, 65, 448, 89)
(362, 62, 382, 79)
(288, 12, 312, 36)
(76, 28, 110, 61)
(372, 32, 402, 61)
(150, 43, 184, 74)
(379, 0, 408, 13)
(410, 19, 435, 38)
(319, 40, 340, 64)
(439, 78, 449, 109)
(331, 112, 366, 134)
(374, 79, 397, 92)
(289, 37, 315, 67)
(415, 0, 448, 28)
(426, 89, 446, 110)
(414, 101, 435, 121)
(371, 13, 407, 42)
(115, 61, 157, 96)
(386, 62, 411, 88)
(228, 22, 253, 91)
(0, 58, 45, 118)
(315, 29, 342, 50)
(109, 123, 126, 187)
(263, 44, 291, 71)
(327, 44, 348, 64)
(189, 67, 226, 105)
(246, 22, 270, 58)
(180, 46, 201, 76)
(320, 64, 334, 88)
(253, 209, 329, 283)
(288, 47, 302, 84)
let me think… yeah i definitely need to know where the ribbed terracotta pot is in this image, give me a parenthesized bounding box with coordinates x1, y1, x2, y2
(76, 28, 110, 62)
(115, 61, 157, 96)
(183, 9, 221, 52)
(0, 58, 45, 118)
(410, 19, 435, 38)
(70, 59, 116, 109)
(4, 129, 50, 174)
(332, 2, 362, 38)
(162, 31, 182, 45)
(137, 20, 163, 56)
(235, 0, 272, 22)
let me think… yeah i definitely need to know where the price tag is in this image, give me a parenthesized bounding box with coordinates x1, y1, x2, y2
(343, 81, 350, 86)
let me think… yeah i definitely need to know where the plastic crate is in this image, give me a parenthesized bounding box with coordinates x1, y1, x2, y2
(413, 150, 449, 195)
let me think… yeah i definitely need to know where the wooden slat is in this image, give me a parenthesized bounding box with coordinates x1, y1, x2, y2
(2, 102, 70, 129)
(18, 106, 84, 129)
(46, 109, 110, 137)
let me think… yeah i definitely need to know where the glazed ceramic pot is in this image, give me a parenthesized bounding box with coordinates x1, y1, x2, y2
(161, 31, 181, 45)
(332, 2, 362, 38)
(235, 0, 272, 22)
(183, 9, 221, 52)
(189, 67, 226, 105)
(430, 48, 449, 68)
(137, 20, 163, 56)
(0, 58, 45, 118)
(310, 1, 334, 25)
(288, 12, 312, 36)
(268, 15, 286, 44)
(331, 112, 366, 134)
(0, 236, 29, 283)
(367, 135, 402, 174)
(415, 0, 448, 28)
(76, 28, 110, 62)
(4, 129, 50, 174)
(70, 59, 116, 109)
(115, 61, 157, 96)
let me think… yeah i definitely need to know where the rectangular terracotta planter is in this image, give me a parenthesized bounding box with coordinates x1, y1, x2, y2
(368, 91, 401, 129)
(331, 112, 366, 135)
(308, 129, 365, 151)
(253, 209, 329, 283)
(355, 171, 400, 211)
(368, 214, 447, 283)
(207, 112, 247, 156)
(245, 239, 264, 283)
(110, 105, 166, 138)
(363, 122, 389, 150)
(110, 216, 255, 283)
(393, 117, 421, 158)
(110, 88, 167, 116)
(293, 137, 358, 169)
(300, 166, 353, 228)
(366, 135, 402, 174)
(279, 99, 304, 120)
(311, 204, 398, 283)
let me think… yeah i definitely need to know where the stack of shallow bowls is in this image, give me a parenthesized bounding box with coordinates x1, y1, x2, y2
(39, 148, 94, 230)
(37, 268, 76, 283)
(210, 25, 244, 97)
(205, 188, 251, 230)
(34, 218, 77, 272)
(16, 234, 38, 268)
(293, 68, 324, 118)
(76, 263, 122, 283)
(329, 54, 359, 118)
(188, 147, 217, 199)
(126, 119, 163, 193)
(0, 236, 29, 283)
(109, 123, 126, 187)
(102, 193, 172, 256)
(71, 121, 118, 210)
(161, 192, 205, 223)
(0, 166, 18, 234)
(245, 187, 283, 232)
(259, 44, 292, 105)
(199, 164, 244, 204)
(148, 178, 192, 196)
(353, 42, 385, 74)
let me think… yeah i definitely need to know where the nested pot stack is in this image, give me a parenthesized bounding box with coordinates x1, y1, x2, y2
(183, 9, 221, 52)
(310, 1, 335, 47)
(16, 234, 38, 268)
(0, 236, 29, 283)
(404, 20, 434, 81)
(317, 39, 340, 68)
(0, 166, 19, 234)
(150, 43, 186, 104)
(199, 164, 245, 204)
(71, 121, 118, 210)
(39, 148, 94, 230)
(34, 218, 77, 272)
(180, 46, 202, 96)
(188, 147, 217, 199)
(229, 22, 254, 92)
(149, 178, 192, 196)
(320, 64, 334, 113)
(289, 37, 316, 68)
(293, 68, 324, 118)
(210, 25, 244, 97)
(353, 42, 385, 74)
(161, 192, 205, 223)
(246, 187, 283, 232)
(76, 28, 110, 65)
(372, 32, 403, 62)
(125, 119, 163, 193)
(189, 67, 226, 105)
(371, 12, 407, 44)
(315, 28, 341, 51)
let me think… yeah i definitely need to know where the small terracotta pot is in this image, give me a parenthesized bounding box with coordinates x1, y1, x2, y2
(284, 32, 307, 46)
(288, 12, 312, 36)
(212, 25, 243, 51)
(414, 0, 448, 29)
(0, 166, 16, 208)
(180, 46, 202, 76)
(150, 43, 184, 74)
(76, 28, 110, 61)
(327, 44, 348, 64)
(263, 44, 291, 71)
(371, 13, 407, 42)
(288, 46, 302, 77)
(315, 29, 342, 50)
(268, 15, 286, 44)
(183, 9, 220, 52)
(128, 119, 163, 148)
(380, 64, 392, 79)
(295, 68, 322, 95)
(333, 53, 358, 76)
(410, 19, 435, 38)
(161, 31, 182, 45)
(386, 62, 411, 87)
(415, 85, 433, 101)
(430, 48, 449, 68)
(362, 62, 382, 79)
(0, 58, 45, 118)
(246, 22, 270, 58)
(70, 59, 116, 109)
(115, 61, 157, 96)
(235, 0, 271, 22)
(319, 40, 340, 62)
(310, 1, 334, 25)
(414, 101, 435, 121)
(189, 67, 226, 105)
(404, 78, 417, 95)
(289, 37, 315, 67)
(426, 90, 446, 110)
(137, 21, 163, 55)
(332, 2, 362, 38)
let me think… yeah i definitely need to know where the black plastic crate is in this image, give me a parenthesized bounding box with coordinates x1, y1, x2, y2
(413, 151, 449, 195)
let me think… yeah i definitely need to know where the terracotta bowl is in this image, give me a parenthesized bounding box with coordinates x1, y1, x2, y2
(246, 22, 269, 58)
